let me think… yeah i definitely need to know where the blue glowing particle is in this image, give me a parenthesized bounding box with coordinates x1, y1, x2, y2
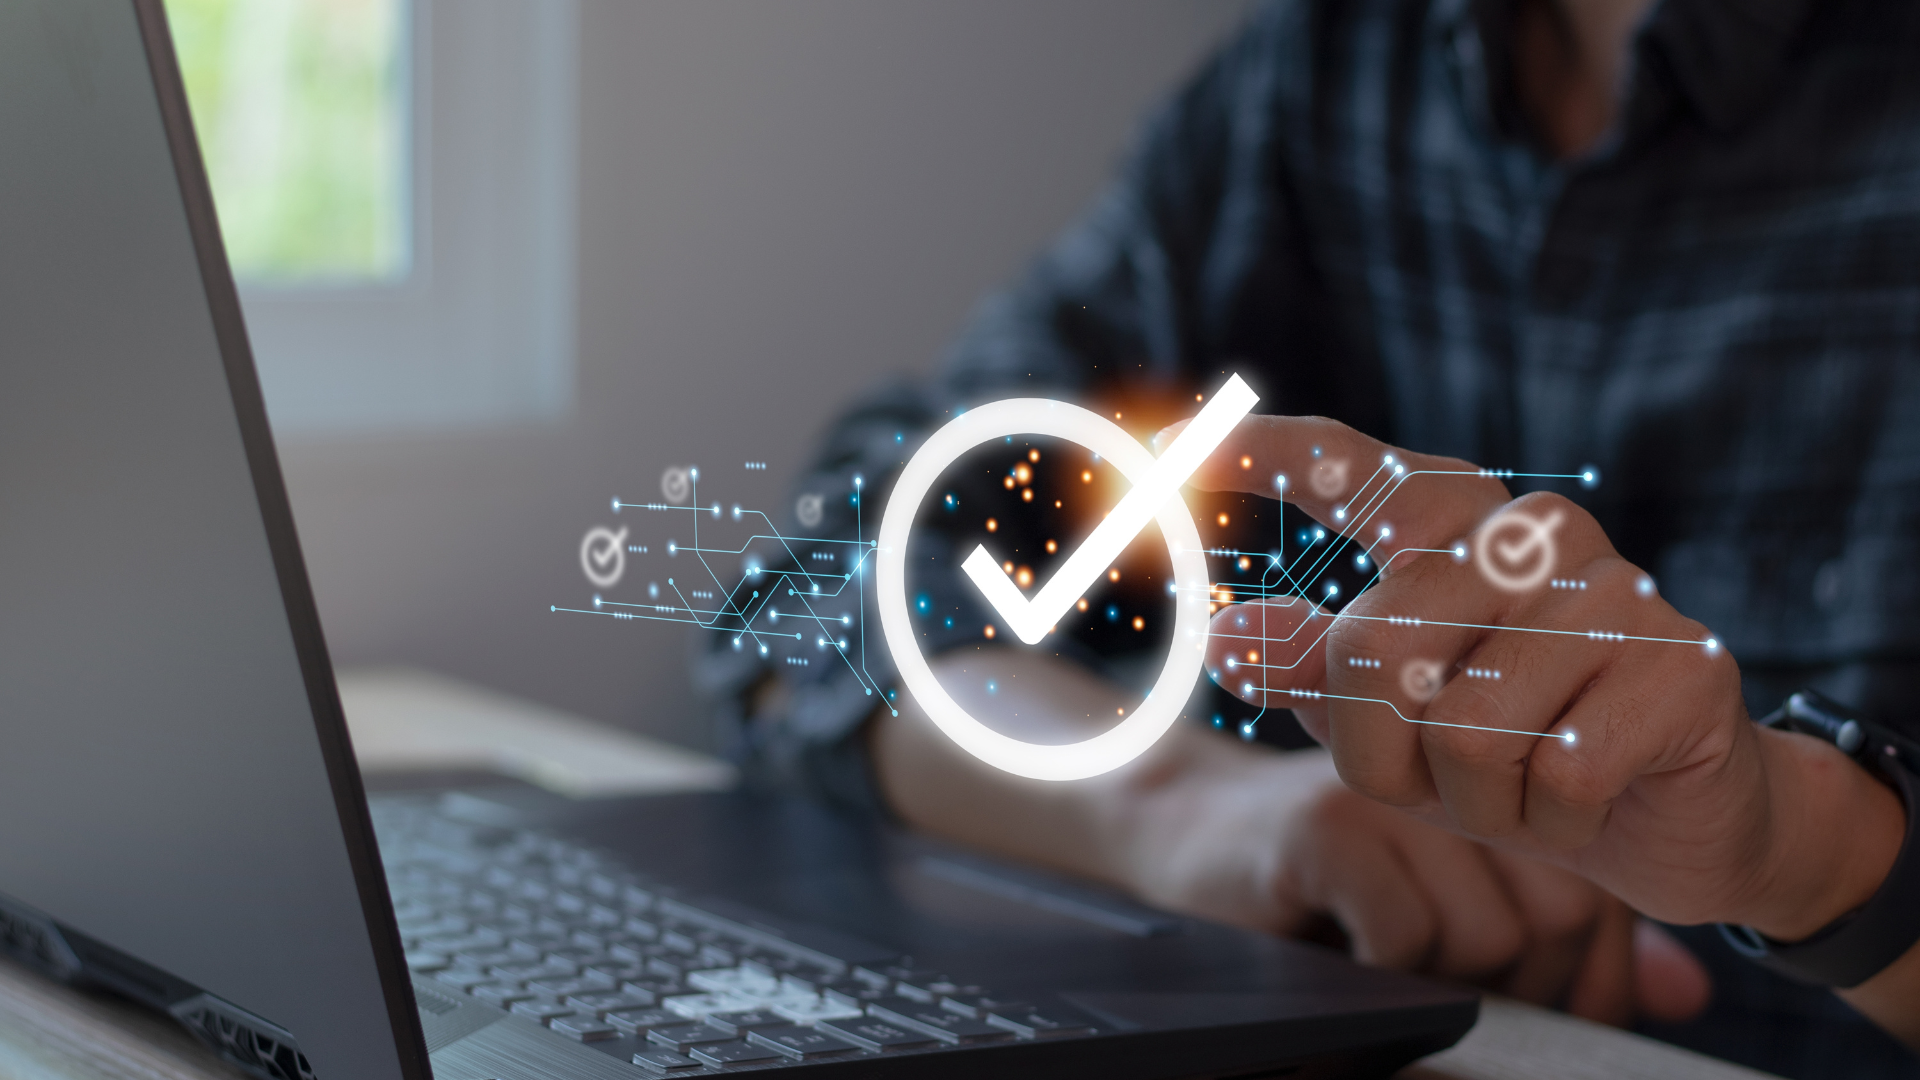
(1636, 575, 1657, 597)
(915, 593, 932, 615)
(1580, 465, 1602, 490)
(1239, 720, 1257, 740)
(610, 496, 621, 514)
(1354, 553, 1370, 570)
(1311, 444, 1323, 458)
(895, 431, 904, 443)
(648, 582, 659, 599)
(1105, 604, 1121, 623)
(1211, 714, 1224, 729)
(1324, 582, 1340, 598)
(986, 680, 998, 694)
(943, 492, 958, 511)
(943, 616, 954, 629)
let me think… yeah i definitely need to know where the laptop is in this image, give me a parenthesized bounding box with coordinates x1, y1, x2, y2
(0, 2, 1478, 1077)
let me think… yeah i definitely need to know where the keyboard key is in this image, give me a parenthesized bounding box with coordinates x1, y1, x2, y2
(526, 976, 616, 998)
(770, 997, 864, 1025)
(748, 1024, 861, 1061)
(689, 1040, 783, 1067)
(433, 968, 497, 991)
(777, 969, 847, 994)
(940, 994, 1030, 1019)
(620, 979, 689, 1003)
(547, 1015, 619, 1042)
(565, 992, 653, 1016)
(815, 1018, 941, 1052)
(604, 1008, 688, 1036)
(824, 984, 890, 1008)
(629, 1048, 699, 1072)
(585, 963, 651, 984)
(471, 985, 539, 1007)
(510, 1001, 577, 1022)
(646, 958, 694, 979)
(664, 992, 759, 1019)
(867, 998, 1012, 1045)
(703, 1009, 790, 1036)
(688, 967, 778, 995)
(455, 947, 532, 968)
(987, 1003, 1098, 1039)
(646, 1022, 736, 1053)
(404, 951, 451, 973)
(894, 977, 967, 1003)
(489, 960, 579, 983)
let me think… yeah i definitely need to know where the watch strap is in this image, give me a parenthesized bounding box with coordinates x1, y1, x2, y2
(1719, 735, 1920, 988)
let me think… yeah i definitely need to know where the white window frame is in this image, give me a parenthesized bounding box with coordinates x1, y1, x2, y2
(237, 0, 578, 435)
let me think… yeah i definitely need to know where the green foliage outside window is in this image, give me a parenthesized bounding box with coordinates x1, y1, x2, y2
(165, 0, 406, 282)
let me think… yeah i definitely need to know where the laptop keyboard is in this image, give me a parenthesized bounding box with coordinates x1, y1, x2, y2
(370, 802, 1099, 1073)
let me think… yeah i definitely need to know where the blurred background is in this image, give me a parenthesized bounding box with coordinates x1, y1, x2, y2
(165, 0, 1253, 749)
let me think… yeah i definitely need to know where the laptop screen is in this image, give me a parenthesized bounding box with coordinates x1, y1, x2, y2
(0, 2, 420, 1076)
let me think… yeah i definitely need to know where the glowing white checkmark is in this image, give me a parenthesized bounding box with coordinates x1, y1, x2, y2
(961, 375, 1259, 644)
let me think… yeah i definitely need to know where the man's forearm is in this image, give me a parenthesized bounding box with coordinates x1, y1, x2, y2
(868, 647, 1171, 887)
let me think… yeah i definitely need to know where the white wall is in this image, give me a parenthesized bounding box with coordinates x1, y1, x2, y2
(278, 0, 1253, 748)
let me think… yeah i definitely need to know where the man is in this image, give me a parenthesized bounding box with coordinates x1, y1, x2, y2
(702, 0, 1920, 1074)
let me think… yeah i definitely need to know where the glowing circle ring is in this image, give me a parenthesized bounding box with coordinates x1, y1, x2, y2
(876, 398, 1211, 781)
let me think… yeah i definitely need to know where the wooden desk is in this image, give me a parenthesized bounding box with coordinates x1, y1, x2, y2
(0, 668, 1782, 1080)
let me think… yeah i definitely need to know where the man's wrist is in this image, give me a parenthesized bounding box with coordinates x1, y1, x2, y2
(1744, 727, 1907, 942)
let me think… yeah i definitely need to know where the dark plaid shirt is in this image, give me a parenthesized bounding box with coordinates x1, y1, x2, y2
(699, 0, 1920, 1074)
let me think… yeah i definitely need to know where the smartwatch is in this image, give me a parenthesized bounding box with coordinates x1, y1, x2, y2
(1717, 689, 1920, 988)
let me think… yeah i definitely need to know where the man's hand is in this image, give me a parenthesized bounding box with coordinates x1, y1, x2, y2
(1169, 414, 1907, 946)
(873, 648, 1709, 1026)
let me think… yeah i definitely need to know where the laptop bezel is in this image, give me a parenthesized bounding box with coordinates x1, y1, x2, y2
(127, 2, 432, 1074)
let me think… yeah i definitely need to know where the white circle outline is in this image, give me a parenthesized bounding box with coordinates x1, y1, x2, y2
(876, 399, 1211, 781)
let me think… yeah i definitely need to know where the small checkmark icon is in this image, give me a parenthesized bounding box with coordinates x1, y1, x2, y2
(962, 375, 1259, 644)
(580, 525, 630, 588)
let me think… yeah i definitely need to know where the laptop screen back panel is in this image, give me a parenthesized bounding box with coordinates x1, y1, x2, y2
(0, 2, 423, 1076)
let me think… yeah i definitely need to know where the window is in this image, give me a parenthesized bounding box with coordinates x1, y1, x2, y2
(166, 0, 578, 434)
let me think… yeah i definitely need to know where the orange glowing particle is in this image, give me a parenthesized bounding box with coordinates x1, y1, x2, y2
(1216, 512, 1231, 527)
(1046, 539, 1058, 554)
(1114, 411, 1123, 419)
(1054, 499, 1062, 508)
(1238, 556, 1251, 571)
(986, 518, 998, 532)
(1021, 488, 1033, 502)
(1081, 470, 1093, 483)
(1196, 393, 1203, 401)
(1028, 449, 1041, 462)
(1076, 598, 1089, 612)
(1240, 455, 1253, 470)
(984, 625, 996, 639)
(1004, 475, 1016, 490)
(1003, 560, 1015, 574)
(1117, 707, 1125, 715)
(1132, 616, 1145, 631)
(1248, 651, 1260, 663)
(1015, 464, 1032, 483)
(1108, 568, 1121, 582)
(1015, 567, 1033, 588)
